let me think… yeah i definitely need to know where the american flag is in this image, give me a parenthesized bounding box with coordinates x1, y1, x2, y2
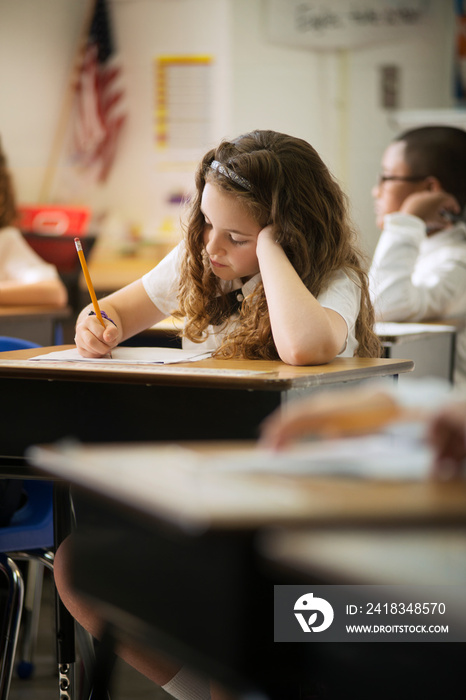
(70, 0, 126, 182)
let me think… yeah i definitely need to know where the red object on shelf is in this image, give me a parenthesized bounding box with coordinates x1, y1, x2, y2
(17, 205, 91, 236)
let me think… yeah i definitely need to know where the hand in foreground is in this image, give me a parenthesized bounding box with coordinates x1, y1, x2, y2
(259, 387, 466, 481)
(259, 388, 401, 449)
(74, 312, 121, 357)
(426, 401, 466, 479)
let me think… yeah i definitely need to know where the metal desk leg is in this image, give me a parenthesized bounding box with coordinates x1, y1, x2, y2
(0, 555, 24, 700)
(53, 483, 76, 700)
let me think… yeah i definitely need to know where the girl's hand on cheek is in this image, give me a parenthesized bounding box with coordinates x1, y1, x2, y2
(256, 224, 281, 254)
(258, 224, 277, 242)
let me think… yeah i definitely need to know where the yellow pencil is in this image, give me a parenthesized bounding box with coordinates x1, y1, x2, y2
(74, 237, 105, 328)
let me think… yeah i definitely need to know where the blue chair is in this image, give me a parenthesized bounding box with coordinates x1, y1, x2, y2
(0, 337, 41, 352)
(0, 480, 54, 699)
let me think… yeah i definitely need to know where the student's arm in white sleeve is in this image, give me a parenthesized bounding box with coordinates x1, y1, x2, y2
(370, 213, 466, 322)
(369, 213, 426, 321)
(256, 226, 348, 366)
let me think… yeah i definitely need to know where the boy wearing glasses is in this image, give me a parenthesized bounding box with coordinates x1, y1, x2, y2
(369, 125, 466, 386)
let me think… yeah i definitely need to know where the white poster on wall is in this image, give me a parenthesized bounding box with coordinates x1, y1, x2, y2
(266, 0, 434, 51)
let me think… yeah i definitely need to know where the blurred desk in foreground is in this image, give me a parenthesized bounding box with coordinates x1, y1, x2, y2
(28, 439, 466, 700)
(0, 305, 71, 345)
(28, 440, 466, 529)
(265, 526, 466, 586)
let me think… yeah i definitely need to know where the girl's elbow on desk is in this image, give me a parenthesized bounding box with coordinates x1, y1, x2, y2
(277, 338, 341, 366)
(275, 315, 347, 365)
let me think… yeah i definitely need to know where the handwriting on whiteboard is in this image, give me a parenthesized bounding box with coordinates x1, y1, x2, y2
(266, 0, 433, 51)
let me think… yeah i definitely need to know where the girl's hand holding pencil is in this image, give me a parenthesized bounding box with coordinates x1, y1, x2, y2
(74, 238, 121, 357)
(75, 310, 120, 358)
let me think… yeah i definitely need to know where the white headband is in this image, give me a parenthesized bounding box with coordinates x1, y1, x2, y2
(210, 160, 252, 191)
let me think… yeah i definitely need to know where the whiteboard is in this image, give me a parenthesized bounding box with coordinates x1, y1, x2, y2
(265, 0, 434, 51)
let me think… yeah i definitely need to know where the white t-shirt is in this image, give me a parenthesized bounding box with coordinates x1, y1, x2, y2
(0, 226, 60, 283)
(369, 213, 466, 385)
(143, 243, 361, 356)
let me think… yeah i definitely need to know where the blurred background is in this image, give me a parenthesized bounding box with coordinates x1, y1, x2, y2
(0, 0, 461, 260)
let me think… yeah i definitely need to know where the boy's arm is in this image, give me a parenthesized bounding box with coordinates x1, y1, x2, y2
(369, 212, 466, 322)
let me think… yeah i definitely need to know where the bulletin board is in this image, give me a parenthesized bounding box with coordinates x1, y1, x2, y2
(265, 0, 433, 51)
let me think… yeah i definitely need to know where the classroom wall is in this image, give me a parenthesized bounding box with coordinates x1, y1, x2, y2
(230, 0, 456, 256)
(0, 0, 458, 257)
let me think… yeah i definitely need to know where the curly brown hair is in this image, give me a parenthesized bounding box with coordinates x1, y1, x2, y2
(0, 137, 18, 229)
(175, 130, 380, 359)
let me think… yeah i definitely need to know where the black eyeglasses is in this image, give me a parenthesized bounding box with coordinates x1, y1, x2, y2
(377, 174, 427, 186)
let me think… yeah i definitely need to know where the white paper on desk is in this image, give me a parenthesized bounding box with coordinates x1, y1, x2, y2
(29, 347, 213, 364)
(210, 425, 434, 480)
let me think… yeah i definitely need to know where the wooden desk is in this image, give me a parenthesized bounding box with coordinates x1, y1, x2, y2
(0, 347, 413, 455)
(376, 321, 459, 383)
(28, 440, 466, 700)
(0, 305, 71, 346)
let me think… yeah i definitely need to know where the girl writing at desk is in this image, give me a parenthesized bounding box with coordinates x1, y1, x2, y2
(75, 129, 380, 363)
(0, 137, 67, 307)
(61, 129, 380, 700)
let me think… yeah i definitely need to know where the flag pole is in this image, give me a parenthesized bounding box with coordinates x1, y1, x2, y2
(38, 0, 97, 202)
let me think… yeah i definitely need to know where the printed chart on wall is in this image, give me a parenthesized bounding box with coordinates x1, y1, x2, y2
(151, 55, 214, 246)
(154, 55, 213, 155)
